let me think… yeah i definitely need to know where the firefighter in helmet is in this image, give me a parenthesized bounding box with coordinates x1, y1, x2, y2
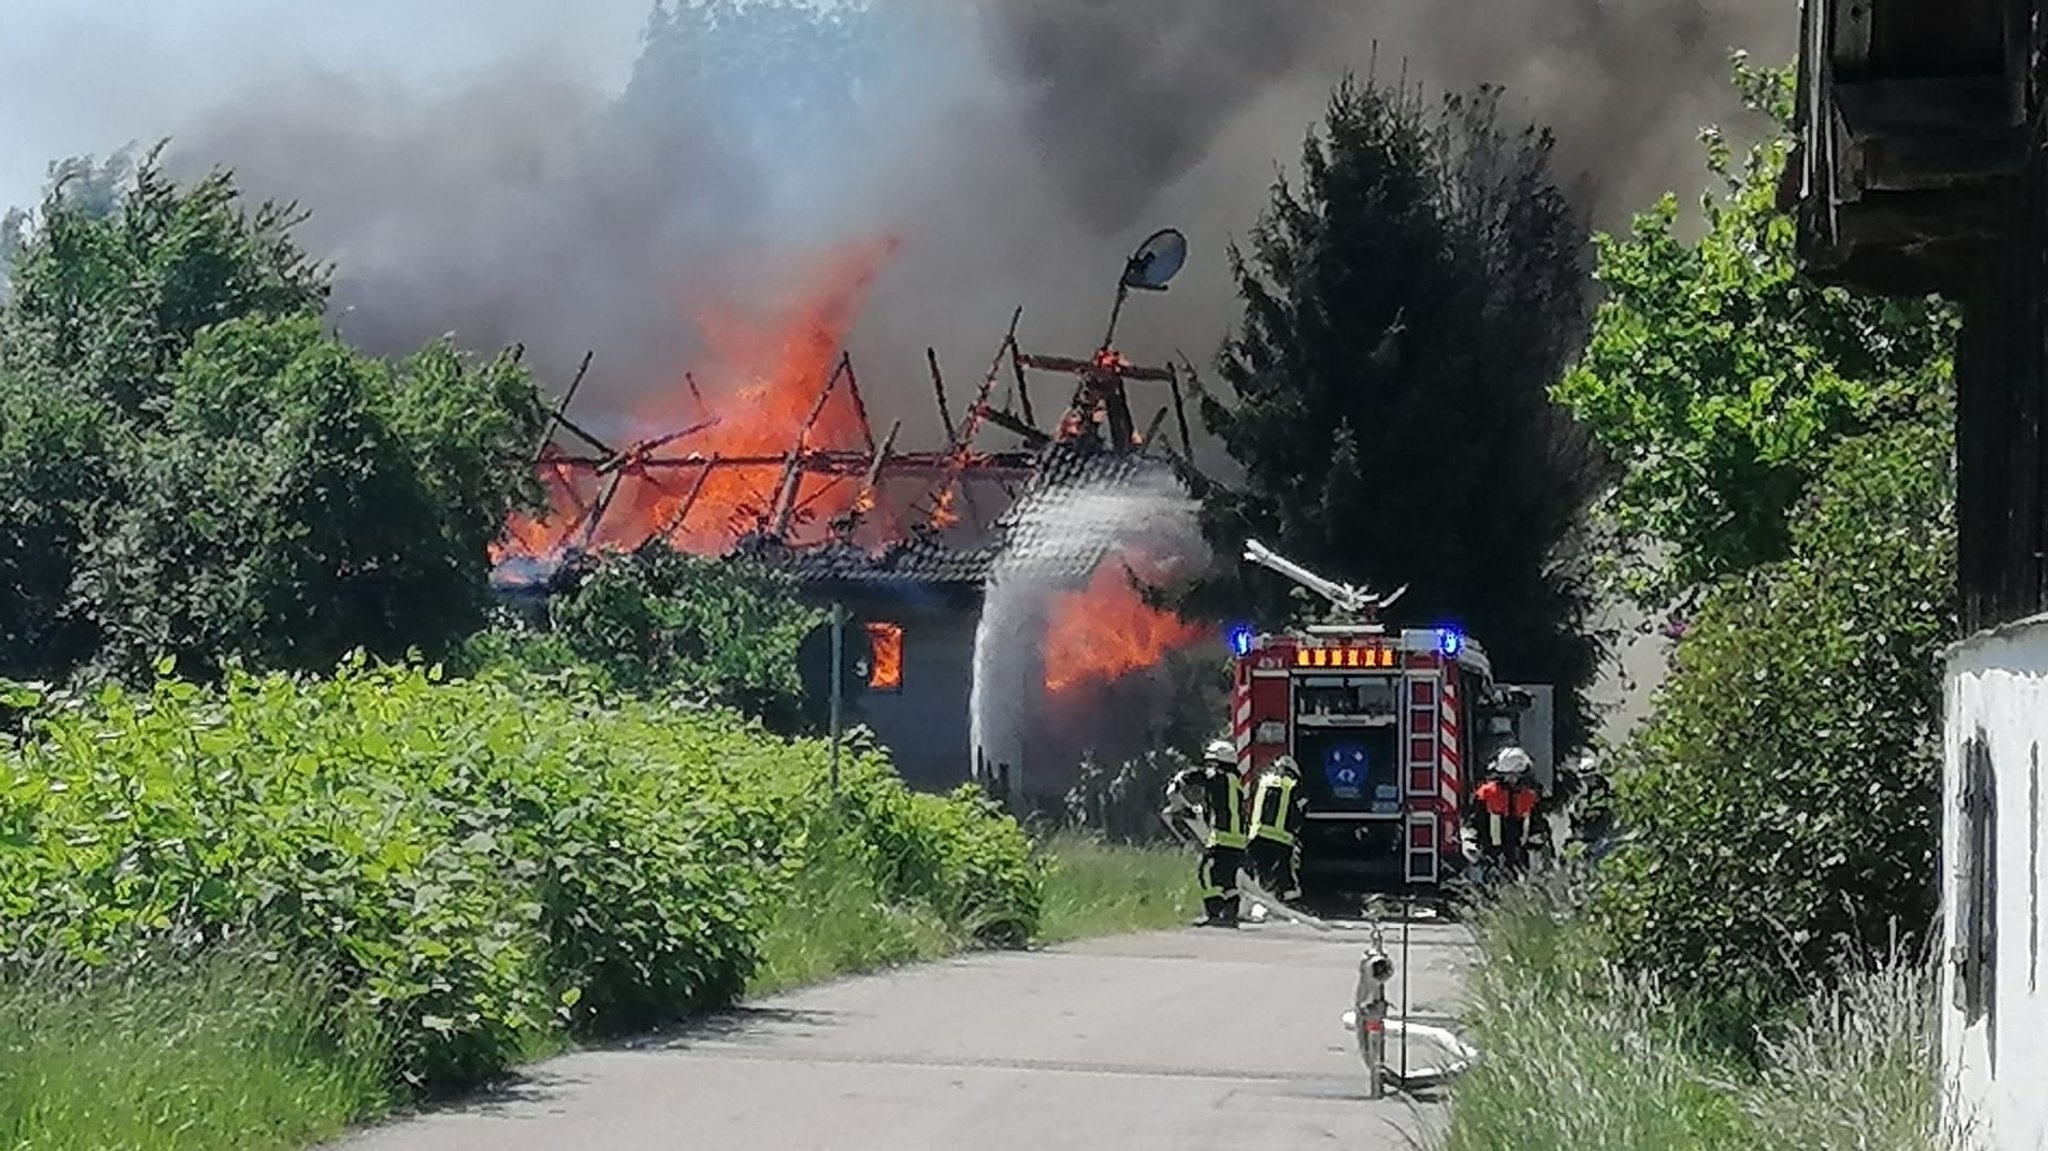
(1248, 753, 1308, 905)
(1184, 739, 1248, 927)
(1473, 744, 1542, 878)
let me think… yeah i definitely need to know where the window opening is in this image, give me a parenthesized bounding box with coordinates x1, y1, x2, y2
(2030, 743, 2039, 994)
(1955, 733, 1997, 1027)
(864, 622, 903, 692)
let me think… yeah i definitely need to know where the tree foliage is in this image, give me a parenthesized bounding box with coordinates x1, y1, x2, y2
(1590, 391, 1954, 1015)
(1188, 76, 1607, 752)
(1552, 61, 1958, 609)
(495, 540, 825, 732)
(0, 149, 545, 683)
(0, 148, 138, 296)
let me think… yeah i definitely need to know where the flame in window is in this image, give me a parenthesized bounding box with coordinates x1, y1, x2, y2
(865, 622, 904, 691)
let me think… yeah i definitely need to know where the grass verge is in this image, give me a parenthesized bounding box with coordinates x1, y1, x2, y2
(0, 944, 390, 1151)
(1440, 881, 1950, 1151)
(0, 828, 1193, 1149)
(1033, 833, 1198, 945)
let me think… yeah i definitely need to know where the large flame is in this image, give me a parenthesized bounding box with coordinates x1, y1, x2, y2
(499, 238, 909, 564)
(1042, 555, 1206, 694)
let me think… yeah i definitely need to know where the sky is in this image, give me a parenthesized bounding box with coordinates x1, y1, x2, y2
(0, 0, 650, 209)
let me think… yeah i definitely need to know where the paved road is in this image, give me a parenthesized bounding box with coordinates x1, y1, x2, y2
(335, 916, 1476, 1151)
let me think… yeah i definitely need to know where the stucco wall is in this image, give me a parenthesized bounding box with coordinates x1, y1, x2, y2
(1941, 614, 2048, 1151)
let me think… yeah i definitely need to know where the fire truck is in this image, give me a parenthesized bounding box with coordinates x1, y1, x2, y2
(1228, 541, 1550, 895)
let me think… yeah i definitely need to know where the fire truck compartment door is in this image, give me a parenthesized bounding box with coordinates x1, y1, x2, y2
(1296, 726, 1401, 817)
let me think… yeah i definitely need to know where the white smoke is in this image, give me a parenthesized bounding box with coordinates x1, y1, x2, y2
(969, 466, 1208, 803)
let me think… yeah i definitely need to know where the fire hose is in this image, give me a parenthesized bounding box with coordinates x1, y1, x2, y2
(1340, 922, 1480, 1095)
(1160, 801, 1479, 1093)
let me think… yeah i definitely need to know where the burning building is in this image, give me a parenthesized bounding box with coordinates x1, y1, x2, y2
(490, 230, 1216, 805)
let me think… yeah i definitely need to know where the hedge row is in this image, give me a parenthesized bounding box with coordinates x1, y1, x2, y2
(0, 658, 1040, 1090)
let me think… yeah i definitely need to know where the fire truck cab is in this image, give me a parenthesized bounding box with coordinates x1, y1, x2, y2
(1229, 542, 1542, 896)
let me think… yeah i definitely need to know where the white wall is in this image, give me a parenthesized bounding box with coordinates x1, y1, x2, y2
(1941, 614, 2048, 1151)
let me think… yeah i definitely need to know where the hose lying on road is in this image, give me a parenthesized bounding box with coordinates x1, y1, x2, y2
(1338, 1012, 1481, 1090)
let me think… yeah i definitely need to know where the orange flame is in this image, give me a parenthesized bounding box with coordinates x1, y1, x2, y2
(498, 238, 906, 564)
(1042, 556, 1206, 694)
(929, 485, 959, 530)
(864, 621, 904, 691)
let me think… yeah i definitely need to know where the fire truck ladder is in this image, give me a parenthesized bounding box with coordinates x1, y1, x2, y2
(1403, 673, 1441, 886)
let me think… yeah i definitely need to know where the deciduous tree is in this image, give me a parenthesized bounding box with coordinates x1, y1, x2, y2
(0, 149, 545, 683)
(1551, 61, 1957, 609)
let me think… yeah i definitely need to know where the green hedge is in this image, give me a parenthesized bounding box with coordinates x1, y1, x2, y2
(1587, 409, 1952, 1024)
(0, 658, 1039, 1091)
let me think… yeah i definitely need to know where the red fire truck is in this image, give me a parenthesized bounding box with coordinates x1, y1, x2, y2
(1228, 541, 1542, 895)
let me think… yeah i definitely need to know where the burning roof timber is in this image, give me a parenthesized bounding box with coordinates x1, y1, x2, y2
(490, 299, 1210, 598)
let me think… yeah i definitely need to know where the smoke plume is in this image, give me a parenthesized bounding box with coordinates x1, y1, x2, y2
(7, 0, 1791, 439)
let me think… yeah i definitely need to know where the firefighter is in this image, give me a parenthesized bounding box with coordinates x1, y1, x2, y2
(1159, 757, 1206, 850)
(1190, 739, 1248, 928)
(1473, 745, 1542, 879)
(1247, 754, 1308, 904)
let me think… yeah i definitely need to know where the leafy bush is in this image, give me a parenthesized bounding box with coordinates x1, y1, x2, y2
(0, 658, 1040, 1092)
(519, 540, 825, 732)
(1588, 404, 1953, 1015)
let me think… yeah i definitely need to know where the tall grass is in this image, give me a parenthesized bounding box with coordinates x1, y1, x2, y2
(0, 943, 389, 1151)
(747, 815, 962, 997)
(1033, 833, 1198, 944)
(1440, 882, 1952, 1151)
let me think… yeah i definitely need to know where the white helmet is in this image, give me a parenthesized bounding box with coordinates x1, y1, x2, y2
(1203, 738, 1236, 766)
(1492, 746, 1533, 778)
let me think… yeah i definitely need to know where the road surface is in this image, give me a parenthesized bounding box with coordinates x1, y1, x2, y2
(334, 916, 1476, 1151)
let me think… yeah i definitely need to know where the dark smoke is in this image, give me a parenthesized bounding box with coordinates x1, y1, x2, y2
(977, 0, 1787, 239)
(32, 0, 1788, 439)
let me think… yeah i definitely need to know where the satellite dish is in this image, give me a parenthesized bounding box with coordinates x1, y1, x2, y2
(1121, 228, 1188, 291)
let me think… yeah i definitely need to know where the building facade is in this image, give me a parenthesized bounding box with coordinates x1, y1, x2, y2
(1790, 0, 2048, 1142)
(1941, 616, 2048, 1149)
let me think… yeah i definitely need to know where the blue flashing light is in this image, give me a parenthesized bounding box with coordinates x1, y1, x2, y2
(1228, 625, 1256, 658)
(1439, 628, 1464, 657)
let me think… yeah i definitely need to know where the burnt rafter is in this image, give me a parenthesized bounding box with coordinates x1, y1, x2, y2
(516, 345, 1046, 559)
(506, 231, 1199, 568)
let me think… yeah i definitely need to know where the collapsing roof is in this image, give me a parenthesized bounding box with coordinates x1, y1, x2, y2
(491, 302, 1212, 600)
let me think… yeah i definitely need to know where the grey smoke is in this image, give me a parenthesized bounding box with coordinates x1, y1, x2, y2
(6, 0, 1790, 442)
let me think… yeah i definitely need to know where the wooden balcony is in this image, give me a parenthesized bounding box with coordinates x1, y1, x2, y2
(1782, 0, 2026, 295)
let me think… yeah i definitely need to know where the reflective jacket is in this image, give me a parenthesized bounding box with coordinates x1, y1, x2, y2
(1199, 765, 1248, 849)
(1250, 771, 1306, 845)
(1474, 778, 1540, 848)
